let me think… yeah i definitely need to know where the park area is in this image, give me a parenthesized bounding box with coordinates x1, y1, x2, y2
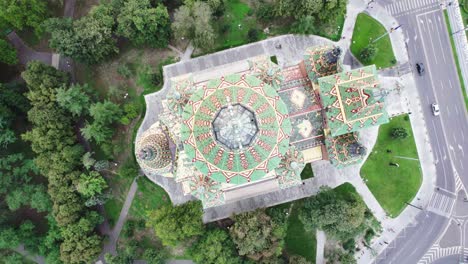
(350, 13, 396, 69)
(360, 114, 422, 217)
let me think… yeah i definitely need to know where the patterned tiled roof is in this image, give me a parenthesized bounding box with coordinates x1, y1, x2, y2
(167, 75, 195, 117)
(135, 122, 174, 177)
(325, 133, 366, 168)
(276, 146, 304, 189)
(303, 45, 341, 84)
(188, 173, 225, 208)
(318, 65, 389, 137)
(180, 74, 292, 185)
(278, 65, 325, 151)
(248, 56, 284, 90)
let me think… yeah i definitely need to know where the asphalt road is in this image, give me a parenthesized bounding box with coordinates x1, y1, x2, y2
(374, 0, 468, 263)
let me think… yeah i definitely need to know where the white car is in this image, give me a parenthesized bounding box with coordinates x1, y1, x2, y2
(432, 103, 440, 116)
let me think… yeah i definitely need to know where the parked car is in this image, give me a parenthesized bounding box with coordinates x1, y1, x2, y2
(432, 103, 440, 116)
(416, 63, 425, 76)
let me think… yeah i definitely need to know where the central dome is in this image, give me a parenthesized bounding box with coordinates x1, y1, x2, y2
(180, 74, 292, 184)
(212, 103, 258, 150)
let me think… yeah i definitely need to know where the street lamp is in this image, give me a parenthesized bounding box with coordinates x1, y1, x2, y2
(452, 26, 468, 35)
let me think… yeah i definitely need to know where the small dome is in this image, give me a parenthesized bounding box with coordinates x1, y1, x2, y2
(135, 122, 173, 174)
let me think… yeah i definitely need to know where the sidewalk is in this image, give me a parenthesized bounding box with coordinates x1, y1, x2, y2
(446, 0, 468, 91)
(334, 0, 438, 263)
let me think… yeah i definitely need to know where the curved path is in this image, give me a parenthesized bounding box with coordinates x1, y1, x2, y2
(6, 32, 52, 66)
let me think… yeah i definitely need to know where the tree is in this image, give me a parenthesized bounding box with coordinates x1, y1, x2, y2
(189, 228, 241, 264)
(0, 0, 47, 33)
(142, 248, 165, 264)
(147, 201, 204, 246)
(44, 4, 117, 64)
(172, 1, 216, 50)
(82, 152, 96, 169)
(116, 0, 171, 47)
(56, 84, 91, 116)
(81, 121, 114, 144)
(359, 44, 378, 63)
(21, 61, 103, 262)
(292, 15, 316, 35)
(76, 171, 108, 198)
(0, 228, 20, 249)
(229, 209, 285, 261)
(89, 100, 122, 125)
(0, 128, 15, 148)
(299, 187, 367, 241)
(0, 39, 18, 65)
(391, 127, 408, 139)
(60, 214, 102, 263)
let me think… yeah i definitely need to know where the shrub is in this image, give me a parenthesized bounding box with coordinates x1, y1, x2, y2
(247, 29, 259, 42)
(364, 228, 375, 245)
(117, 64, 132, 79)
(343, 238, 355, 252)
(94, 160, 110, 171)
(391, 127, 408, 139)
(120, 101, 142, 125)
(360, 44, 378, 63)
(256, 4, 275, 22)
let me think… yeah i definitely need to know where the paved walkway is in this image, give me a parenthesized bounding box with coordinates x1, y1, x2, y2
(14, 245, 45, 264)
(446, 0, 468, 91)
(316, 230, 326, 264)
(101, 177, 139, 257)
(6, 32, 52, 66)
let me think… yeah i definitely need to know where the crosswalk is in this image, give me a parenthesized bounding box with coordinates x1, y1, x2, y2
(418, 245, 461, 264)
(427, 191, 455, 217)
(385, 0, 440, 17)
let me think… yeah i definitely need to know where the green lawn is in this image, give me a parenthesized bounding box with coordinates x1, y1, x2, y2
(214, 0, 266, 50)
(350, 13, 396, 69)
(129, 177, 171, 219)
(360, 114, 422, 217)
(443, 10, 468, 111)
(301, 163, 314, 180)
(284, 201, 317, 262)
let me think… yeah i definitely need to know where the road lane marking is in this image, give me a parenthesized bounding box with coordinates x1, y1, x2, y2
(432, 120, 448, 185)
(446, 106, 450, 115)
(456, 105, 460, 116)
(416, 11, 459, 192)
(423, 14, 439, 65)
(434, 13, 447, 64)
(458, 144, 465, 157)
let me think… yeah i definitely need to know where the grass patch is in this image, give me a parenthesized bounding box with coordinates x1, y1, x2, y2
(129, 177, 171, 219)
(284, 201, 317, 262)
(104, 198, 123, 227)
(360, 114, 422, 217)
(443, 10, 468, 111)
(214, 0, 266, 50)
(350, 13, 397, 69)
(301, 163, 314, 180)
(316, 12, 346, 41)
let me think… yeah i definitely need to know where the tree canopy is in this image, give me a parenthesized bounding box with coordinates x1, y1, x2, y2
(116, 0, 171, 47)
(147, 201, 204, 246)
(21, 61, 103, 263)
(172, 1, 216, 50)
(229, 209, 285, 261)
(299, 187, 368, 241)
(0, 39, 18, 65)
(56, 84, 91, 117)
(44, 4, 118, 64)
(189, 228, 241, 264)
(0, 0, 47, 32)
